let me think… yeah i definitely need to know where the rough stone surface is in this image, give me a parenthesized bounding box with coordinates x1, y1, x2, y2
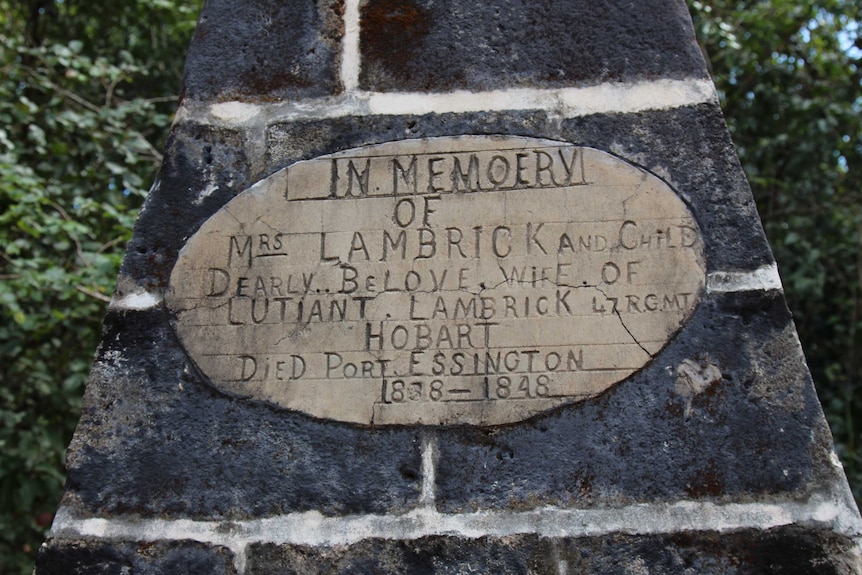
(51, 292, 838, 520)
(359, 0, 709, 92)
(559, 105, 773, 274)
(434, 290, 836, 511)
(246, 527, 859, 574)
(37, 540, 237, 575)
(123, 105, 770, 297)
(61, 308, 423, 519)
(183, 0, 344, 102)
(121, 122, 251, 290)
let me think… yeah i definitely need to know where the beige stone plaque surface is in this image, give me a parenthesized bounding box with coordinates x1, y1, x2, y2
(167, 136, 706, 425)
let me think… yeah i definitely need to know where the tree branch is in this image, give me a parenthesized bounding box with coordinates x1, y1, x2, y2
(75, 286, 111, 303)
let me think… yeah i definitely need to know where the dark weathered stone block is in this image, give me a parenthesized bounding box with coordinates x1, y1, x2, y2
(183, 0, 344, 101)
(61, 307, 424, 519)
(121, 123, 250, 288)
(434, 290, 834, 512)
(359, 0, 708, 92)
(266, 104, 774, 273)
(245, 527, 859, 574)
(37, 540, 237, 575)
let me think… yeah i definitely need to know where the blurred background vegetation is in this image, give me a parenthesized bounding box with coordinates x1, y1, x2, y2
(690, 0, 862, 498)
(0, 1, 201, 572)
(0, 0, 859, 572)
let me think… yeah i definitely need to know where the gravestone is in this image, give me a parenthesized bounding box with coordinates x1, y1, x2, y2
(36, 1, 862, 573)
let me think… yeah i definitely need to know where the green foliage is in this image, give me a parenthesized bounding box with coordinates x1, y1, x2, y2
(690, 0, 862, 498)
(0, 1, 199, 572)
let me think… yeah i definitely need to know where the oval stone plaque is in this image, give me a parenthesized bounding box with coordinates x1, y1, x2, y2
(167, 136, 706, 425)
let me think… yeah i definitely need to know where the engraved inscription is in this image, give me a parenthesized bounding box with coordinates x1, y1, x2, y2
(167, 136, 706, 425)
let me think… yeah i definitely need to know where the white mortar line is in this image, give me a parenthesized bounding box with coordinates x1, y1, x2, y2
(707, 264, 783, 294)
(233, 546, 247, 574)
(108, 291, 163, 311)
(419, 432, 438, 508)
(50, 487, 861, 555)
(173, 78, 718, 129)
(103, 265, 778, 314)
(365, 78, 717, 117)
(103, 266, 778, 314)
(339, 0, 361, 92)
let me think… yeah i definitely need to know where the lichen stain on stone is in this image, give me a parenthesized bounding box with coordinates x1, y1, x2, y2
(321, 0, 346, 44)
(675, 357, 722, 419)
(746, 324, 808, 411)
(239, 68, 316, 98)
(685, 458, 725, 497)
(623, 557, 650, 575)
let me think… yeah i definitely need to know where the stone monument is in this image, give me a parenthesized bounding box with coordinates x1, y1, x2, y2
(36, 0, 862, 573)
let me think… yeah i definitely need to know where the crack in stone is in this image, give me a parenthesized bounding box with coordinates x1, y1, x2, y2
(370, 399, 379, 427)
(273, 259, 335, 344)
(592, 283, 654, 359)
(253, 214, 283, 236)
(222, 206, 246, 233)
(485, 273, 654, 358)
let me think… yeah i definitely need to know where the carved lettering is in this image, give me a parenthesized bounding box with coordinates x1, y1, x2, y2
(168, 138, 706, 426)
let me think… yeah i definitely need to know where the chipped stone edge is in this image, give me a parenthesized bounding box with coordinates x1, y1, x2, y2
(173, 78, 718, 129)
(49, 484, 862, 574)
(706, 264, 783, 294)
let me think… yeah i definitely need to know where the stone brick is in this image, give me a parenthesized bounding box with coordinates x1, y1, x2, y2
(37, 540, 237, 575)
(183, 0, 344, 101)
(359, 0, 708, 92)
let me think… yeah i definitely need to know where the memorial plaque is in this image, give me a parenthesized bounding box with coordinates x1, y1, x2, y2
(167, 136, 705, 425)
